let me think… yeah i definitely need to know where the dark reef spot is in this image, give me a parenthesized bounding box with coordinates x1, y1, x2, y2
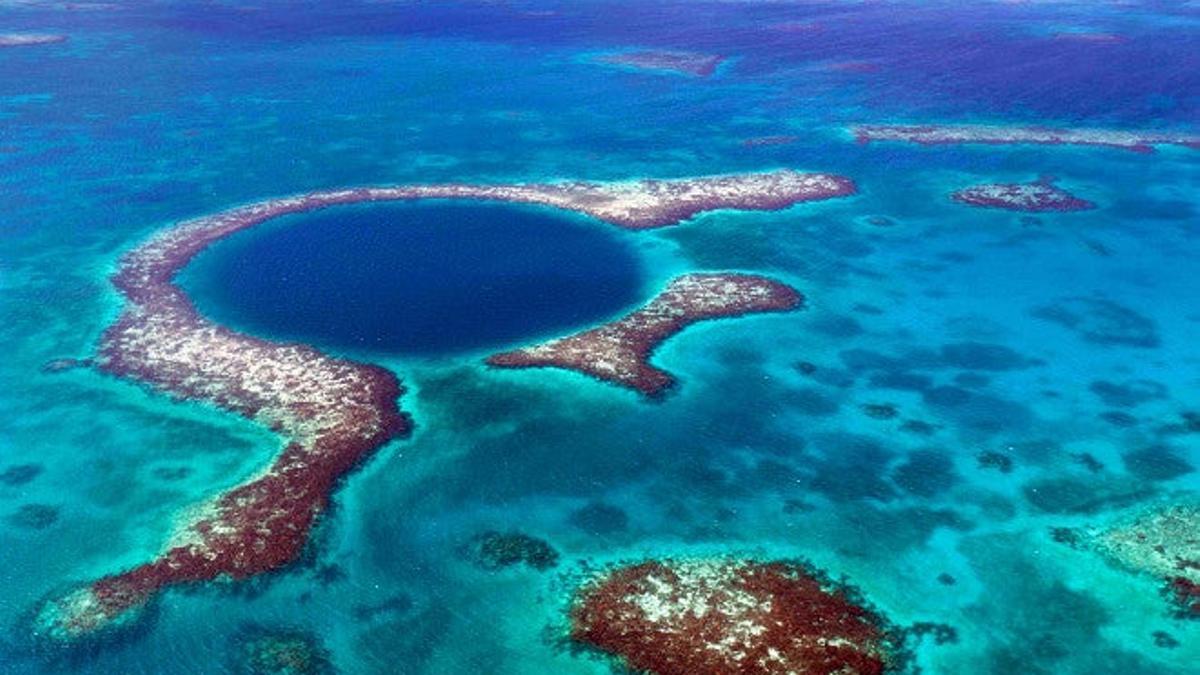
(463, 531, 559, 571)
(1070, 452, 1105, 473)
(1089, 379, 1168, 408)
(1031, 297, 1160, 348)
(937, 573, 957, 586)
(782, 498, 815, 514)
(1152, 631, 1180, 649)
(1050, 527, 1082, 548)
(568, 501, 629, 535)
(977, 451, 1014, 473)
(910, 621, 959, 645)
(311, 563, 346, 586)
(892, 450, 959, 498)
(940, 342, 1033, 371)
(861, 403, 899, 420)
(6, 503, 59, 530)
(1099, 411, 1138, 428)
(229, 624, 333, 675)
(1122, 444, 1193, 482)
(900, 420, 940, 436)
(0, 463, 42, 486)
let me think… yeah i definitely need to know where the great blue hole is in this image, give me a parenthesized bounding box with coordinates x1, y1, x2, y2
(180, 201, 647, 356)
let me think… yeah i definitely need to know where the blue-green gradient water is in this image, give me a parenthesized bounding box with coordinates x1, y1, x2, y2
(1, 1, 1197, 673)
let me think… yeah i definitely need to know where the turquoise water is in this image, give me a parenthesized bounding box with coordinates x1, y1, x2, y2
(1, 1, 1198, 674)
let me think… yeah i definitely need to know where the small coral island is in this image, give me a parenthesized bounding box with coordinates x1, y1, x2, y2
(488, 273, 802, 396)
(569, 558, 896, 674)
(951, 176, 1095, 212)
(596, 50, 726, 77)
(852, 124, 1200, 153)
(32, 170, 854, 643)
(0, 33, 67, 48)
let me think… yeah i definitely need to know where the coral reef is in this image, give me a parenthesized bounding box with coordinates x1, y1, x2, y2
(570, 558, 895, 674)
(1092, 503, 1200, 618)
(464, 531, 560, 571)
(951, 176, 1095, 212)
(230, 625, 334, 675)
(852, 124, 1200, 153)
(488, 273, 803, 396)
(596, 50, 726, 77)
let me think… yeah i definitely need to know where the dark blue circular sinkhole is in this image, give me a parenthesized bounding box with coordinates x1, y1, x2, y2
(181, 201, 646, 356)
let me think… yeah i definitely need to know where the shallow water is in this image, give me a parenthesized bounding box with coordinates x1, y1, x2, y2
(1, 1, 1198, 674)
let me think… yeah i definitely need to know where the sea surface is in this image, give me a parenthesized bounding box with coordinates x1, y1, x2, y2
(1, 1, 1198, 673)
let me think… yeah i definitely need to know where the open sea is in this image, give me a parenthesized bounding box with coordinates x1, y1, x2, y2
(1, 1, 1198, 673)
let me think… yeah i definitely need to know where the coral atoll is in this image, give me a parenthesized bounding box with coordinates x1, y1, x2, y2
(35, 170, 851, 641)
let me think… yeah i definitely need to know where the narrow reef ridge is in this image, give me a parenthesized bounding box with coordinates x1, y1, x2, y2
(0, 33, 67, 47)
(487, 273, 803, 396)
(33, 170, 853, 642)
(1092, 503, 1200, 618)
(951, 176, 1095, 212)
(851, 124, 1200, 153)
(570, 559, 894, 675)
(595, 50, 726, 77)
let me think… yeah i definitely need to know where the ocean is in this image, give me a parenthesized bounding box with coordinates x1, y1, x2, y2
(1, 1, 1197, 673)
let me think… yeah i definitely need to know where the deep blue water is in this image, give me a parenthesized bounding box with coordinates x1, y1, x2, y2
(182, 202, 646, 356)
(1, 1, 1198, 674)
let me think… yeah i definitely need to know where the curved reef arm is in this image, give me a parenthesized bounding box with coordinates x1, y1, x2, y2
(851, 123, 1200, 153)
(487, 273, 803, 397)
